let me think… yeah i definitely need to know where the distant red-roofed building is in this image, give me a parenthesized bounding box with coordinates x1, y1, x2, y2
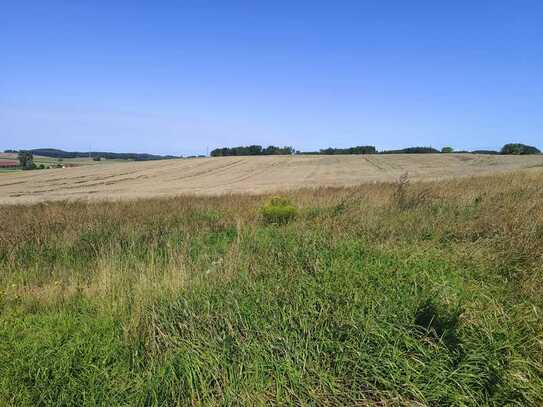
(0, 160, 18, 168)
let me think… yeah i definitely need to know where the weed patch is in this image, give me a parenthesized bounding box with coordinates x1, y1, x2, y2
(260, 196, 298, 224)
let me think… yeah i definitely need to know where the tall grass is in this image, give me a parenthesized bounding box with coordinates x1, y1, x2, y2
(1, 170, 542, 405)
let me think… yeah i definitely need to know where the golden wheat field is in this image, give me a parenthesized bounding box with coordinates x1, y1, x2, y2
(1, 153, 543, 204)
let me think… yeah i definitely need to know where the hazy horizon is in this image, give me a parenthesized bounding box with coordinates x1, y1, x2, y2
(2, 1, 542, 156)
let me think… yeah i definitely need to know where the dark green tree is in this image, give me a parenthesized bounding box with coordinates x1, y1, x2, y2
(18, 151, 35, 169)
(500, 143, 540, 155)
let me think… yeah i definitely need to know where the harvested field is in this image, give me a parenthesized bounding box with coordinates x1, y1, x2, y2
(1, 153, 542, 204)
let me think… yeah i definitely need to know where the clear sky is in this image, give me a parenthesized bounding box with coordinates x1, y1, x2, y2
(1, 1, 542, 155)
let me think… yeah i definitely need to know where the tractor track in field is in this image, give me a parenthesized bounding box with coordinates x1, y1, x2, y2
(1, 154, 543, 205)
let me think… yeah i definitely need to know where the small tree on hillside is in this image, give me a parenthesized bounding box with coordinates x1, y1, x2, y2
(18, 151, 35, 169)
(441, 147, 454, 153)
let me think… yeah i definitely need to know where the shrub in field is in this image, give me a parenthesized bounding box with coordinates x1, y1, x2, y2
(261, 196, 298, 224)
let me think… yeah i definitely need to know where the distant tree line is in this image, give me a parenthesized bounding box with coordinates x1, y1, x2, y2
(380, 147, 440, 154)
(210, 145, 294, 157)
(298, 146, 377, 155)
(213, 144, 535, 156)
(5, 143, 541, 160)
(11, 148, 179, 161)
(470, 150, 499, 155)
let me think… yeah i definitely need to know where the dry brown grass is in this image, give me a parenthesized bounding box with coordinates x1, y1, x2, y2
(1, 153, 543, 204)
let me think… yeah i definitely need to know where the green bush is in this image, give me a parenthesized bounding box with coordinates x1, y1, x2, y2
(500, 143, 540, 155)
(261, 196, 298, 224)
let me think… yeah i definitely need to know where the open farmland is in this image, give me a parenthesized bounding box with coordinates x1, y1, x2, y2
(1, 169, 542, 405)
(0, 152, 130, 169)
(1, 153, 543, 204)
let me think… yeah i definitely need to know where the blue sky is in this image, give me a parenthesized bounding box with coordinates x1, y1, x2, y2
(1, 1, 542, 155)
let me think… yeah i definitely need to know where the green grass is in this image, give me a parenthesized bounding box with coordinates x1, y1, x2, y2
(0, 171, 542, 405)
